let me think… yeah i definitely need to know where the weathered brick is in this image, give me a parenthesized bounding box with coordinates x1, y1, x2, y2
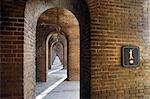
(1, 0, 150, 99)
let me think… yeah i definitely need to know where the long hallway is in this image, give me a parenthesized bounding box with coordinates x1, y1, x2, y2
(1, 0, 150, 99)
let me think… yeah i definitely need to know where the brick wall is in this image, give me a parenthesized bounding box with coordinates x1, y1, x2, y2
(58, 8, 80, 81)
(1, 0, 150, 99)
(87, 0, 150, 98)
(3, 0, 150, 99)
(14, 0, 150, 99)
(24, 15, 36, 99)
(0, 17, 24, 99)
(36, 25, 52, 82)
(0, 0, 25, 98)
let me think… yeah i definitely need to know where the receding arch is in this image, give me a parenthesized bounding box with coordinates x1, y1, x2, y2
(24, 0, 90, 98)
(47, 32, 67, 69)
(51, 41, 64, 66)
(36, 8, 81, 83)
(50, 41, 64, 66)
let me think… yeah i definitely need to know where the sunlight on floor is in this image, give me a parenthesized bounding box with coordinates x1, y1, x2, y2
(44, 81, 79, 99)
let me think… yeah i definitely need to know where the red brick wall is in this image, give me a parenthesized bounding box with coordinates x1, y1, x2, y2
(58, 9, 80, 81)
(87, 0, 150, 98)
(56, 8, 80, 81)
(2, 0, 150, 99)
(0, 0, 25, 98)
(0, 17, 24, 99)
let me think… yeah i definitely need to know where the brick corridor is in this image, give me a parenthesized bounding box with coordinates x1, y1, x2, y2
(49, 56, 63, 74)
(1, 0, 150, 99)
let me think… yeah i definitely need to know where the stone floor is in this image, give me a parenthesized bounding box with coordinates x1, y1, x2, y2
(36, 56, 79, 99)
(36, 69, 67, 97)
(44, 81, 79, 99)
(49, 56, 63, 74)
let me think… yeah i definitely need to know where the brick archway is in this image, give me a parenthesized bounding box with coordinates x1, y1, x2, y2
(50, 41, 65, 67)
(47, 32, 67, 69)
(51, 41, 64, 66)
(0, 0, 90, 98)
(36, 30, 68, 82)
(36, 7, 81, 82)
(24, 0, 90, 98)
(2, 0, 150, 99)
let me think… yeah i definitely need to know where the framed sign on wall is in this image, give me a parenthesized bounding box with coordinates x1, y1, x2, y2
(121, 46, 140, 67)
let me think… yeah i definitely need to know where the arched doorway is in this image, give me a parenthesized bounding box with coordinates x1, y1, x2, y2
(2, 0, 150, 99)
(35, 8, 81, 98)
(50, 41, 64, 70)
(36, 8, 80, 81)
(47, 32, 67, 70)
(24, 0, 90, 98)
